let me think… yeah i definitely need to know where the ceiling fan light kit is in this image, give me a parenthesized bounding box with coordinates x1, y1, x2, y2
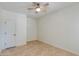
(36, 7, 41, 12)
(27, 2, 49, 13)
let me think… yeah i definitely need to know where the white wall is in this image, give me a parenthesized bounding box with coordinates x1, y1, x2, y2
(38, 4, 79, 53)
(27, 17, 37, 41)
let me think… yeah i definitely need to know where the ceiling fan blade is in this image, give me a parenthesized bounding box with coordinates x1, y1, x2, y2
(32, 2, 40, 7)
(27, 8, 34, 10)
(44, 3, 49, 6)
(40, 6, 47, 12)
(33, 2, 37, 4)
(41, 3, 49, 12)
(42, 8, 47, 12)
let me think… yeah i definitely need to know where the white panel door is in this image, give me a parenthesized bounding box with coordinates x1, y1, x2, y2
(2, 11, 16, 49)
(5, 19, 16, 49)
(16, 14, 27, 46)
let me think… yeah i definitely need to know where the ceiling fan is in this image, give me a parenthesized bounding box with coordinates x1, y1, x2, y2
(27, 2, 49, 13)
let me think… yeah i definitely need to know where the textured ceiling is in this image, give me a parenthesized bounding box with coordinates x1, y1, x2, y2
(0, 2, 77, 18)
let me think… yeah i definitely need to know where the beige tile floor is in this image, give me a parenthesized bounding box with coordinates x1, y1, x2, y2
(0, 40, 77, 56)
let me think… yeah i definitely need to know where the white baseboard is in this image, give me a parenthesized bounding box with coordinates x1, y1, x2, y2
(16, 42, 26, 47)
(27, 39, 38, 42)
(39, 40, 79, 56)
(27, 40, 38, 42)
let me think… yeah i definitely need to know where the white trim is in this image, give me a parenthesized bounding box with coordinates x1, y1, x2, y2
(27, 40, 38, 42)
(16, 42, 26, 47)
(39, 40, 79, 56)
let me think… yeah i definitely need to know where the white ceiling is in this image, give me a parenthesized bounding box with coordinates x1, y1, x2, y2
(0, 2, 77, 18)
